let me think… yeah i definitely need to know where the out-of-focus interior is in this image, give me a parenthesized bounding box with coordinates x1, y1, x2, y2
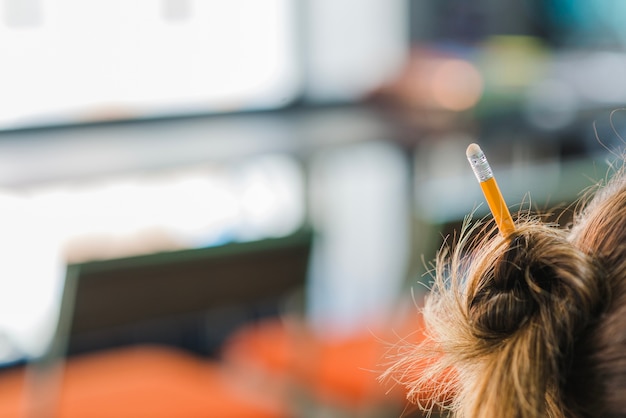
(0, 0, 625, 416)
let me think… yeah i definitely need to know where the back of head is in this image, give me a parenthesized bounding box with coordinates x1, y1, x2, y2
(384, 165, 626, 418)
(567, 173, 626, 417)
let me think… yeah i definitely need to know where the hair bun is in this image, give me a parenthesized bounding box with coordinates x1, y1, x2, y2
(467, 228, 602, 340)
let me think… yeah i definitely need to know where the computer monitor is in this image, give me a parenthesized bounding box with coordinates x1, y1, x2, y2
(50, 231, 311, 359)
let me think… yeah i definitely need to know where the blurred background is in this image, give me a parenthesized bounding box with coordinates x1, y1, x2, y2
(0, 0, 625, 416)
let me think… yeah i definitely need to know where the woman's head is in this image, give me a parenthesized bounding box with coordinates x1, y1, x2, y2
(385, 165, 626, 417)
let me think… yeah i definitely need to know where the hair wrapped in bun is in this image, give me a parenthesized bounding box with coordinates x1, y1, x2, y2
(467, 227, 602, 341)
(384, 220, 607, 418)
(383, 165, 626, 418)
(462, 222, 607, 417)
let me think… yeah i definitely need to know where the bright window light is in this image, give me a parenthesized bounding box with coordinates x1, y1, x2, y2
(0, 0, 299, 129)
(0, 153, 304, 363)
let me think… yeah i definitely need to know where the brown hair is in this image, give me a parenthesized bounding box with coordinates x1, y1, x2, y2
(384, 165, 626, 417)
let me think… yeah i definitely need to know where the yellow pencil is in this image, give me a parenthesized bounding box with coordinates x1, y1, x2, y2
(466, 143, 515, 236)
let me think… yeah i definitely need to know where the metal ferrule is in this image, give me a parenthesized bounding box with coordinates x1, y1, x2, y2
(467, 150, 494, 182)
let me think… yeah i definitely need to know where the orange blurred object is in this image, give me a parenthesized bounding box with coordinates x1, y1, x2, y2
(0, 312, 438, 417)
(221, 313, 426, 411)
(0, 346, 287, 418)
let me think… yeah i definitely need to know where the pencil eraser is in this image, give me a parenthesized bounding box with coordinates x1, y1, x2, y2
(466, 143, 482, 159)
